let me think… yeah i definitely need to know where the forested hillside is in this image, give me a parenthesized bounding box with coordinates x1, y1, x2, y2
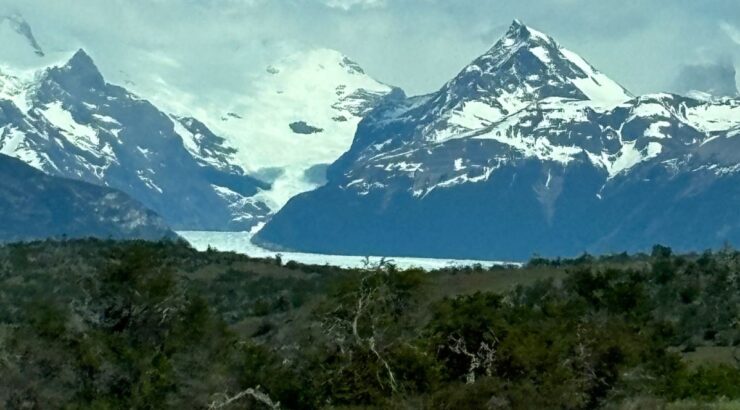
(0, 240, 738, 409)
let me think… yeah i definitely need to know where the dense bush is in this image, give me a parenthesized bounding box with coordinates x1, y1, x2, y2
(0, 240, 737, 408)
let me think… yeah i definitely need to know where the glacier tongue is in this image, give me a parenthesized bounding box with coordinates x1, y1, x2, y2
(194, 48, 395, 211)
(179, 230, 516, 270)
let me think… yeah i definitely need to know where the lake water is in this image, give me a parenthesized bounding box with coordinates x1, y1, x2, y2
(178, 231, 515, 270)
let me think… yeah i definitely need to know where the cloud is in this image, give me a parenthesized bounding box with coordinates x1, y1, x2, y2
(0, 0, 738, 98)
(321, 0, 386, 10)
(721, 21, 740, 45)
(672, 58, 738, 97)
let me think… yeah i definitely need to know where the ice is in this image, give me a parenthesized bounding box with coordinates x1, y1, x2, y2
(454, 158, 464, 171)
(529, 46, 551, 64)
(136, 170, 163, 193)
(588, 141, 663, 178)
(0, 68, 34, 113)
(172, 117, 200, 158)
(684, 101, 740, 133)
(559, 48, 631, 105)
(0, 126, 46, 169)
(178, 230, 517, 270)
(0, 126, 25, 156)
(630, 98, 672, 118)
(92, 47, 392, 214)
(644, 121, 671, 139)
(447, 101, 505, 133)
(416, 165, 499, 197)
(92, 113, 121, 126)
(474, 123, 583, 165)
(211, 184, 241, 199)
(136, 146, 151, 157)
(200, 49, 393, 211)
(384, 161, 422, 173)
(525, 25, 553, 43)
(40, 101, 101, 154)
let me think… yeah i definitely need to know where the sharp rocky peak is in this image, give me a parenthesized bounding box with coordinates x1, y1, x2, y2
(477, 19, 558, 65)
(65, 49, 99, 73)
(438, 19, 631, 107)
(503, 19, 554, 45)
(48, 48, 106, 90)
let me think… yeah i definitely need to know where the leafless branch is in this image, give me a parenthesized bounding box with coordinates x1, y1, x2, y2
(208, 386, 280, 410)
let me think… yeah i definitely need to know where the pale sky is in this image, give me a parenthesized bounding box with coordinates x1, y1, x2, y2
(2, 0, 739, 96)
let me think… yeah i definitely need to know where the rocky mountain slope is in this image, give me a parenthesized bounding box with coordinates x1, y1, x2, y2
(0, 48, 270, 230)
(0, 153, 175, 242)
(1, 14, 395, 224)
(256, 20, 740, 260)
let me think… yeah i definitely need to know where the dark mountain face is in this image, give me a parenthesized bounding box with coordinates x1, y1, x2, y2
(255, 21, 740, 260)
(0, 49, 270, 231)
(0, 153, 176, 242)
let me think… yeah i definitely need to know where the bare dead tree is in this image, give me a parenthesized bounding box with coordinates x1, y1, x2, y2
(320, 262, 402, 393)
(446, 330, 498, 384)
(561, 324, 608, 406)
(208, 386, 280, 410)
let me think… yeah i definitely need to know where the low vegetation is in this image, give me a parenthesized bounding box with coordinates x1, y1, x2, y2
(0, 240, 738, 409)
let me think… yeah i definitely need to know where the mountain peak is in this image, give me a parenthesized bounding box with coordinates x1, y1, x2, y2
(473, 20, 559, 74)
(268, 48, 370, 77)
(52, 48, 106, 90)
(67, 49, 95, 69)
(441, 20, 631, 107)
(497, 19, 554, 49)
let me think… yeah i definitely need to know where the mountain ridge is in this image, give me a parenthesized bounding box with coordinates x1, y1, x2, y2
(1, 14, 400, 220)
(255, 20, 740, 260)
(0, 47, 271, 230)
(0, 152, 176, 242)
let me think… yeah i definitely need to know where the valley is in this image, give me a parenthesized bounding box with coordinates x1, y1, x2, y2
(0, 5, 738, 408)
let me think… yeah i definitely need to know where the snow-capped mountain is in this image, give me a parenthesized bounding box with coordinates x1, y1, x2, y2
(399, 19, 631, 145)
(0, 14, 396, 231)
(195, 48, 396, 210)
(107, 46, 395, 213)
(0, 48, 270, 230)
(255, 20, 740, 260)
(0, 153, 175, 242)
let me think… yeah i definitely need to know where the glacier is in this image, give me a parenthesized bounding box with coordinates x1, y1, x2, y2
(178, 230, 515, 269)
